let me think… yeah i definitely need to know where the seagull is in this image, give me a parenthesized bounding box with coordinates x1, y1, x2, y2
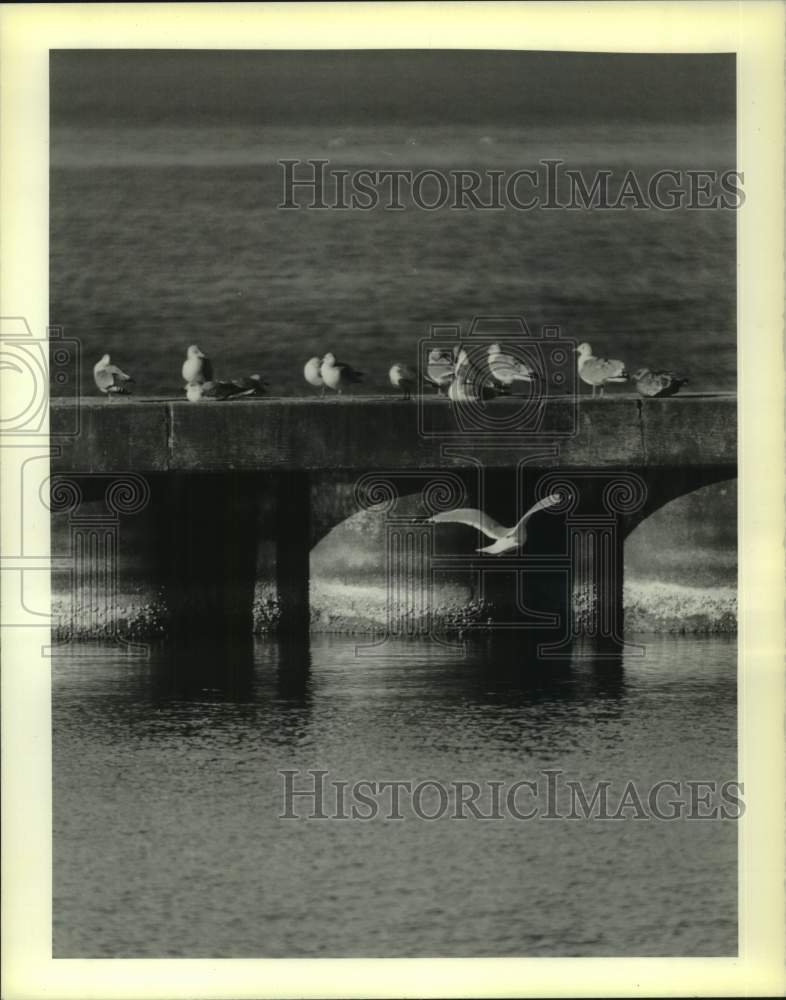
(632, 368, 689, 398)
(186, 376, 267, 402)
(449, 346, 493, 402)
(575, 342, 628, 397)
(186, 380, 235, 401)
(304, 356, 325, 395)
(424, 348, 455, 395)
(487, 343, 537, 391)
(428, 493, 562, 554)
(389, 362, 416, 400)
(229, 374, 268, 397)
(320, 352, 363, 395)
(182, 345, 213, 385)
(93, 354, 134, 397)
(448, 373, 479, 403)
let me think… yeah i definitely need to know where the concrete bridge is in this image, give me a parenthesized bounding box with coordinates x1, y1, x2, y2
(49, 393, 736, 657)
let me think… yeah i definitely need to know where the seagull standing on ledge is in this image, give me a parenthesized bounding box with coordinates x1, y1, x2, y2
(304, 356, 325, 395)
(487, 343, 537, 391)
(182, 345, 213, 386)
(389, 363, 416, 400)
(93, 354, 134, 397)
(424, 348, 455, 395)
(575, 342, 628, 397)
(428, 493, 562, 554)
(632, 368, 689, 398)
(320, 352, 364, 395)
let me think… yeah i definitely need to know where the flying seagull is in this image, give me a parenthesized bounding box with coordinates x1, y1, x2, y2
(428, 493, 562, 554)
(575, 342, 628, 397)
(389, 362, 416, 400)
(320, 352, 364, 395)
(93, 354, 134, 397)
(632, 368, 689, 398)
(182, 344, 213, 385)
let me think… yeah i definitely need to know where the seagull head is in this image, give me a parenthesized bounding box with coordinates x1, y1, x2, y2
(322, 352, 336, 366)
(487, 343, 502, 355)
(187, 344, 205, 359)
(631, 368, 649, 381)
(575, 342, 592, 359)
(96, 353, 110, 366)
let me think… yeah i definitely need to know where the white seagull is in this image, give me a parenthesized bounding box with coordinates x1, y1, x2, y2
(487, 343, 536, 390)
(575, 342, 628, 397)
(304, 356, 325, 394)
(93, 354, 134, 397)
(424, 348, 455, 395)
(449, 346, 494, 402)
(320, 352, 364, 395)
(182, 345, 213, 385)
(631, 368, 689, 398)
(428, 493, 562, 554)
(389, 362, 416, 400)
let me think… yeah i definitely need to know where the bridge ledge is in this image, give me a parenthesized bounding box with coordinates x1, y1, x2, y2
(49, 395, 737, 474)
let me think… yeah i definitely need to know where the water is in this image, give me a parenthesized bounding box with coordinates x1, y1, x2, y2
(53, 635, 737, 957)
(50, 120, 736, 397)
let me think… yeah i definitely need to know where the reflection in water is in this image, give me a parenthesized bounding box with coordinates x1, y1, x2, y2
(53, 634, 737, 959)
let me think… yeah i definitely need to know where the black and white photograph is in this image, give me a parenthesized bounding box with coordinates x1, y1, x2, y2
(1, 3, 784, 997)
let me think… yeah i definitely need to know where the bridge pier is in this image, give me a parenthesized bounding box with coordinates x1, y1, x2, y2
(152, 473, 259, 669)
(275, 471, 311, 633)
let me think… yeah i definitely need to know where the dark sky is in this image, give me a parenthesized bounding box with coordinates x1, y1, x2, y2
(50, 50, 735, 126)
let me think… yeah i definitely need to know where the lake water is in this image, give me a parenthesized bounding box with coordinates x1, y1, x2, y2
(50, 120, 736, 398)
(53, 634, 738, 957)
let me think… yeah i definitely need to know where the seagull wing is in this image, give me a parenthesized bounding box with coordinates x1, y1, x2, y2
(428, 508, 508, 540)
(94, 368, 113, 391)
(512, 493, 562, 534)
(104, 364, 132, 385)
(336, 361, 364, 382)
(492, 353, 534, 382)
(595, 357, 628, 380)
